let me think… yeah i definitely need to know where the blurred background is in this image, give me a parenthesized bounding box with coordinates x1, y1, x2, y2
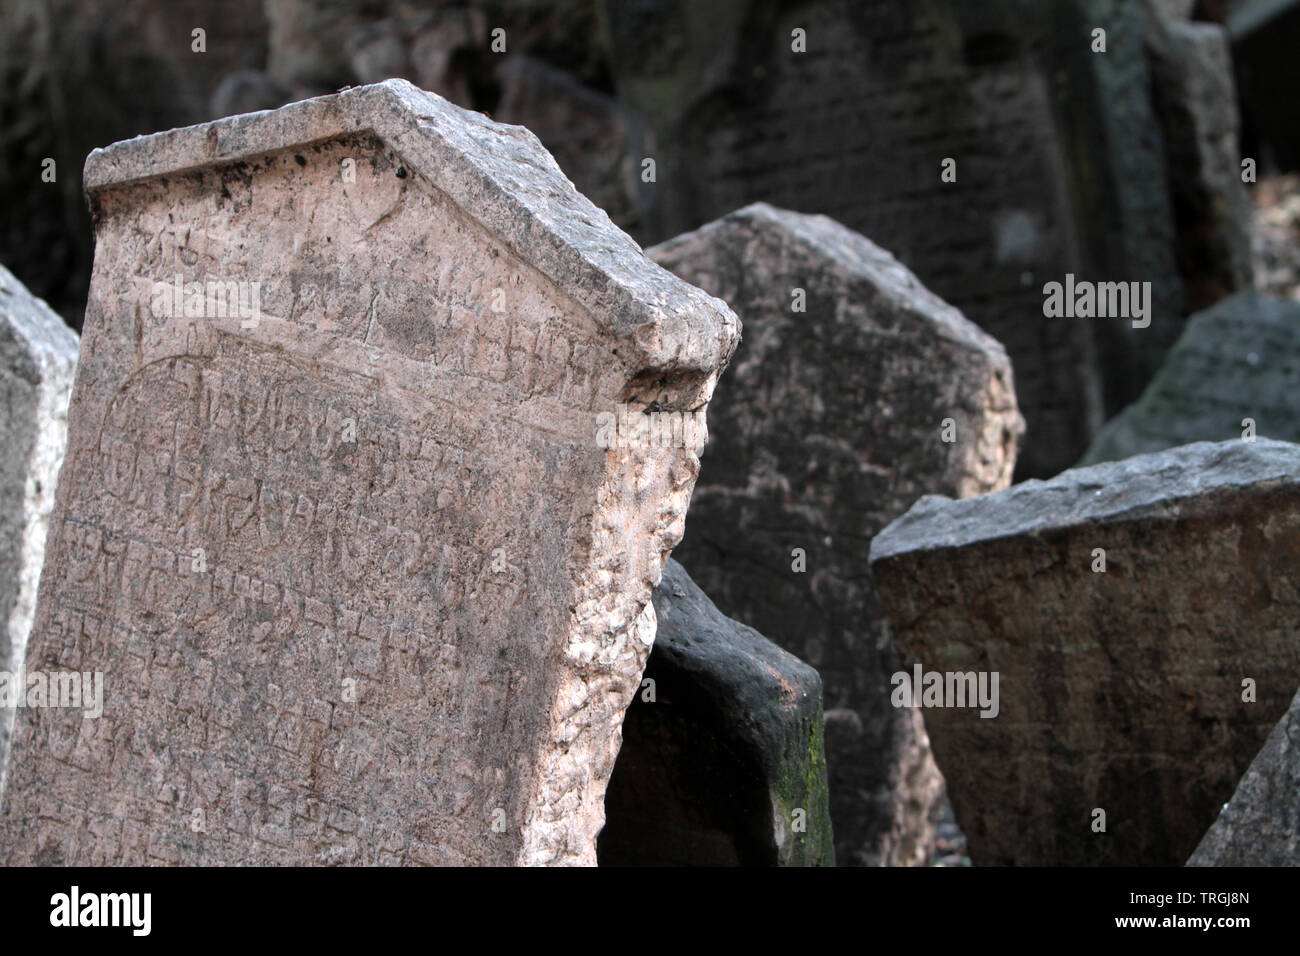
(2, 0, 1298, 478)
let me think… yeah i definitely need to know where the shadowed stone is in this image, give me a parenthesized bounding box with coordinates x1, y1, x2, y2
(600, 558, 834, 867)
(0, 80, 739, 866)
(0, 265, 78, 793)
(1146, 14, 1254, 312)
(650, 203, 1023, 866)
(1083, 293, 1300, 465)
(605, 0, 1185, 479)
(1189, 684, 1300, 866)
(871, 439, 1300, 866)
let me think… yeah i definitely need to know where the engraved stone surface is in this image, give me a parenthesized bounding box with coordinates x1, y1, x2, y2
(0, 80, 739, 866)
(1188, 684, 1300, 866)
(600, 558, 834, 867)
(650, 203, 1024, 866)
(1083, 293, 1300, 465)
(606, 0, 1184, 479)
(870, 439, 1300, 866)
(0, 265, 78, 792)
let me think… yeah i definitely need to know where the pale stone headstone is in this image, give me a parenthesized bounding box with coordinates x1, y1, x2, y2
(0, 265, 78, 793)
(871, 439, 1300, 866)
(0, 80, 739, 866)
(650, 203, 1024, 866)
(601, 558, 834, 867)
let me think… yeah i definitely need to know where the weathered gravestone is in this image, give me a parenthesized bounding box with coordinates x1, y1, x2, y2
(1083, 293, 1300, 465)
(870, 439, 1300, 866)
(600, 558, 834, 867)
(606, 0, 1187, 479)
(1145, 14, 1254, 313)
(650, 203, 1024, 866)
(0, 80, 740, 866)
(0, 265, 78, 792)
(1188, 683, 1300, 866)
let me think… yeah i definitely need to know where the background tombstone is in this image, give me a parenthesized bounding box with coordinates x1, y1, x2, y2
(1188, 684, 1300, 866)
(1083, 292, 1300, 464)
(651, 203, 1024, 866)
(606, 0, 1190, 479)
(1145, 12, 1254, 312)
(600, 558, 834, 867)
(871, 439, 1300, 866)
(0, 264, 78, 793)
(0, 80, 739, 866)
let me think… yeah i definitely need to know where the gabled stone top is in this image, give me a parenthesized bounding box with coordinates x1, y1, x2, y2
(648, 201, 1004, 360)
(870, 439, 1300, 562)
(82, 79, 739, 379)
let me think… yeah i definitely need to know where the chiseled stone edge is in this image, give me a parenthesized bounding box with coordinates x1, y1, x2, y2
(871, 439, 1300, 564)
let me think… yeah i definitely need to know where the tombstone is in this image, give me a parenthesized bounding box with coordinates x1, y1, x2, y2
(870, 439, 1300, 866)
(1083, 293, 1300, 465)
(606, 0, 1185, 479)
(600, 559, 834, 867)
(650, 203, 1024, 866)
(1146, 15, 1254, 313)
(1188, 684, 1300, 866)
(0, 80, 739, 866)
(0, 265, 78, 792)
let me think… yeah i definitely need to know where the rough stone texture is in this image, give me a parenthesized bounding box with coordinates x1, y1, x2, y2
(1189, 684, 1300, 866)
(1083, 292, 1300, 465)
(600, 558, 833, 866)
(0, 80, 739, 866)
(493, 55, 638, 232)
(1146, 15, 1254, 313)
(0, 265, 78, 793)
(606, 0, 1184, 479)
(650, 203, 1023, 866)
(870, 439, 1300, 866)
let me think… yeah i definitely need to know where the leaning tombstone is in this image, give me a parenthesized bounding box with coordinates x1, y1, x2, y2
(600, 558, 834, 866)
(650, 203, 1024, 866)
(0, 264, 78, 793)
(1082, 292, 1300, 465)
(871, 439, 1300, 866)
(0, 80, 739, 866)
